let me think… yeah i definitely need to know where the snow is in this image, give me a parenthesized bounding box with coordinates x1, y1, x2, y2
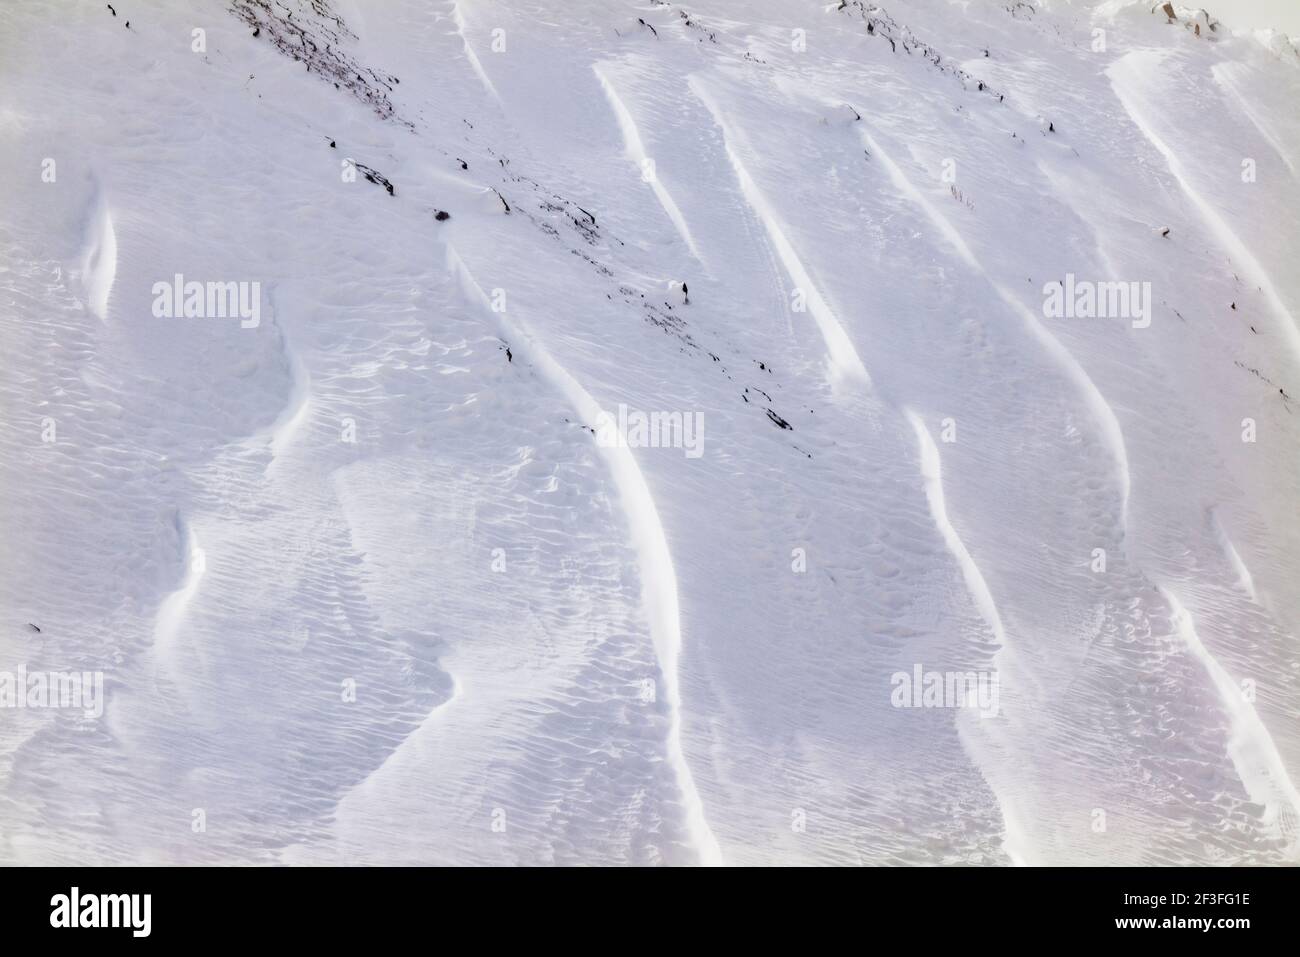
(905, 408, 1008, 654)
(596, 63, 706, 265)
(1110, 49, 1300, 363)
(1, 0, 1298, 866)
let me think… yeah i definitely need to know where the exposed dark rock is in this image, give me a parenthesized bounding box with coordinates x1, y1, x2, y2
(354, 162, 394, 195)
(766, 409, 793, 430)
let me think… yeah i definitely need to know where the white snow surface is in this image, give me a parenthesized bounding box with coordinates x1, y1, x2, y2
(1, 0, 1298, 865)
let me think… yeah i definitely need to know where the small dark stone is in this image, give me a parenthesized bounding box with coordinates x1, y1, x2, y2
(435, 210, 450, 221)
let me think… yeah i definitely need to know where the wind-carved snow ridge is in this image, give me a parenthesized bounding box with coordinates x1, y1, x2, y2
(267, 341, 311, 467)
(245, 285, 312, 471)
(331, 674, 463, 821)
(867, 98, 1295, 855)
(691, 78, 870, 386)
(1163, 588, 1300, 854)
(1210, 62, 1297, 178)
(444, 244, 723, 866)
(989, 284, 1132, 530)
(904, 409, 1030, 864)
(1110, 52, 1300, 367)
(593, 65, 705, 266)
(1211, 508, 1258, 602)
(9, 0, 1300, 867)
(859, 124, 1132, 529)
(905, 411, 1007, 650)
(450, 2, 501, 103)
(152, 515, 204, 679)
(80, 186, 116, 321)
(228, 283, 312, 471)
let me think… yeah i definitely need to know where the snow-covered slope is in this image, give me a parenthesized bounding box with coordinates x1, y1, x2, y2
(1, 0, 1297, 865)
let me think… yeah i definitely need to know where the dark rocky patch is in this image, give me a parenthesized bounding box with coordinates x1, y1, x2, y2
(766, 409, 793, 430)
(354, 162, 394, 195)
(231, 0, 406, 124)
